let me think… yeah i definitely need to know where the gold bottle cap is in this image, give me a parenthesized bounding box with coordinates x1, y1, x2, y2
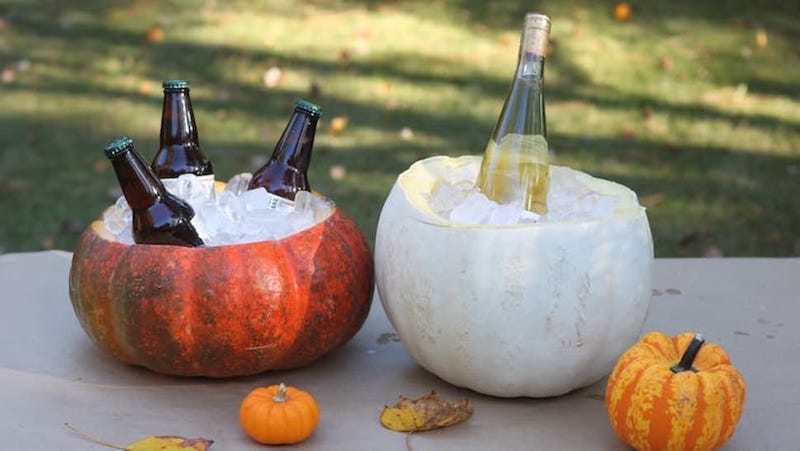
(523, 13, 551, 57)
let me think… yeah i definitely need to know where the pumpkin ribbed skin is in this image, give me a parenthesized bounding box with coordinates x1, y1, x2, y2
(605, 331, 746, 451)
(240, 384, 320, 445)
(68, 208, 374, 377)
(375, 156, 654, 397)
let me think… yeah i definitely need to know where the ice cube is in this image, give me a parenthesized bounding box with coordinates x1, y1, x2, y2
(489, 200, 525, 224)
(163, 173, 215, 203)
(294, 191, 335, 223)
(450, 189, 493, 224)
(428, 181, 473, 217)
(115, 230, 135, 245)
(225, 172, 253, 196)
(103, 196, 132, 235)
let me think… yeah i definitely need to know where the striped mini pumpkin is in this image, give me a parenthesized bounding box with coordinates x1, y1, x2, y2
(605, 331, 746, 451)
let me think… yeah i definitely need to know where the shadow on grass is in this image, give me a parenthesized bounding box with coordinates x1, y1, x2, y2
(0, 0, 798, 256)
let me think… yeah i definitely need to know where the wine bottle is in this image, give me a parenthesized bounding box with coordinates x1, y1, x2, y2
(476, 13, 551, 215)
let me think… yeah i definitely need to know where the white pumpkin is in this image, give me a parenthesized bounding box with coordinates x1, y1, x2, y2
(375, 156, 653, 397)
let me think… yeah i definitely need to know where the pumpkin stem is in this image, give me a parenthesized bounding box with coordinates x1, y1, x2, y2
(671, 333, 706, 373)
(273, 383, 289, 403)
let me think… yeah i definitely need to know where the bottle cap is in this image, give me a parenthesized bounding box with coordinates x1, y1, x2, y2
(525, 13, 551, 33)
(523, 13, 551, 56)
(296, 99, 323, 117)
(163, 80, 191, 90)
(104, 136, 134, 159)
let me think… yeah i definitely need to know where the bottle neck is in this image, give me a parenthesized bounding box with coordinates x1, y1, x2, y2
(160, 90, 200, 148)
(270, 110, 319, 171)
(489, 20, 549, 143)
(518, 51, 545, 81)
(111, 148, 165, 210)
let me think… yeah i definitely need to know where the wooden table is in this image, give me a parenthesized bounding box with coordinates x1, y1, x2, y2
(0, 251, 797, 449)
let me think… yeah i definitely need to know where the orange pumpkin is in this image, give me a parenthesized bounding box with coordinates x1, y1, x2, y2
(240, 383, 320, 445)
(68, 206, 374, 377)
(606, 331, 746, 451)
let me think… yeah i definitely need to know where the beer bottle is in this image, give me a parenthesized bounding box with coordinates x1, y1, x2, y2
(105, 136, 204, 247)
(151, 79, 214, 194)
(476, 13, 551, 215)
(247, 99, 322, 202)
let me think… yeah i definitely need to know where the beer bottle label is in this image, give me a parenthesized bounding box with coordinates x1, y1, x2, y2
(264, 191, 296, 213)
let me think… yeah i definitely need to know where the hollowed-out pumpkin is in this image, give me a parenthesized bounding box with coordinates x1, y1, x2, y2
(68, 204, 374, 377)
(375, 156, 653, 397)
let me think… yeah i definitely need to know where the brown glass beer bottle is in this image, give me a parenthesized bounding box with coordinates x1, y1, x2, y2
(105, 136, 204, 247)
(151, 80, 214, 189)
(247, 99, 322, 201)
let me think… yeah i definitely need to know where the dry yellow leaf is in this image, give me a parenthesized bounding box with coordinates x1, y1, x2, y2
(328, 116, 349, 136)
(66, 423, 213, 450)
(126, 436, 214, 450)
(380, 392, 473, 432)
(755, 29, 768, 48)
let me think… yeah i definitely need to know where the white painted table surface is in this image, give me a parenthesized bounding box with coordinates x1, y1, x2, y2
(0, 251, 797, 450)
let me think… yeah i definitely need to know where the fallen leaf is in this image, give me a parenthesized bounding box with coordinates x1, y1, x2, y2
(146, 25, 165, 43)
(339, 48, 352, 69)
(659, 55, 674, 72)
(399, 127, 414, 141)
(380, 392, 473, 432)
(93, 157, 110, 172)
(621, 126, 637, 139)
(1, 67, 16, 83)
(613, 3, 632, 21)
(263, 66, 283, 88)
(328, 116, 349, 136)
(126, 436, 214, 451)
(755, 29, 768, 48)
(138, 80, 155, 95)
(329, 164, 347, 181)
(66, 423, 213, 450)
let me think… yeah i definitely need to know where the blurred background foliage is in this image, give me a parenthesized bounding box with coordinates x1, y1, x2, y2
(0, 0, 798, 256)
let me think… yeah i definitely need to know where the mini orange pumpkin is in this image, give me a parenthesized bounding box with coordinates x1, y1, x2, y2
(240, 383, 320, 445)
(606, 331, 746, 451)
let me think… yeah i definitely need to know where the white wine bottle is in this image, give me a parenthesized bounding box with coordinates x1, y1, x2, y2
(477, 13, 551, 215)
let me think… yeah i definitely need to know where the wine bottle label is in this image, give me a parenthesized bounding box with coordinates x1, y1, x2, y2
(162, 174, 216, 201)
(263, 191, 296, 213)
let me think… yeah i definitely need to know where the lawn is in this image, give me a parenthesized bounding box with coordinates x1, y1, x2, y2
(1, 0, 798, 256)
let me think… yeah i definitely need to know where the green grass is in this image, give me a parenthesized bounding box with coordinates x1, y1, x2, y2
(1, 0, 798, 257)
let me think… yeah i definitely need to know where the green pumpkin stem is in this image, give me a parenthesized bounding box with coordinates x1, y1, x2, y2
(671, 333, 706, 373)
(273, 383, 288, 403)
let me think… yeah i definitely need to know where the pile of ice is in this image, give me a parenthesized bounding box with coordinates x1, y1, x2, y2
(428, 167, 619, 225)
(102, 173, 335, 246)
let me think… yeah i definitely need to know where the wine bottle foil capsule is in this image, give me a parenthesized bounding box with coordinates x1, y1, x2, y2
(523, 13, 551, 57)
